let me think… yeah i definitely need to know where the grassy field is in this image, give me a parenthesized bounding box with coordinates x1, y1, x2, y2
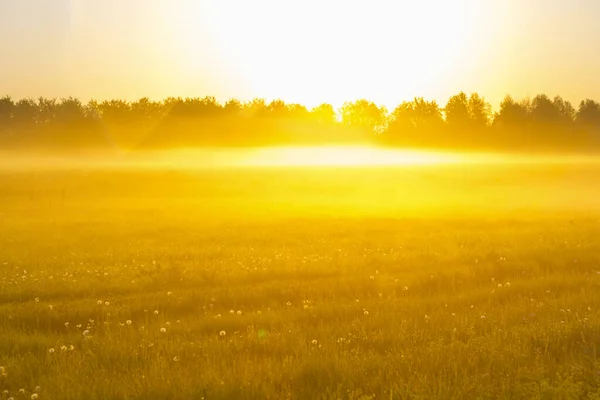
(1, 161, 600, 399)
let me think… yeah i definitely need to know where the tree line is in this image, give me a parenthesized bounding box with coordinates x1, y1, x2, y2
(1, 93, 600, 151)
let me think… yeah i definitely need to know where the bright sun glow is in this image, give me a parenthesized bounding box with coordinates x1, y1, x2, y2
(189, 0, 486, 108)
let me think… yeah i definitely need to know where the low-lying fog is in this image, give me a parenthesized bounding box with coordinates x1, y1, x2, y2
(1, 146, 599, 170)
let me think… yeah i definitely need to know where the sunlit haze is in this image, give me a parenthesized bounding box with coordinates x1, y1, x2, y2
(2, 0, 600, 108)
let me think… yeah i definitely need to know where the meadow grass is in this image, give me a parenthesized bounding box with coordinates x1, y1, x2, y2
(1, 164, 600, 399)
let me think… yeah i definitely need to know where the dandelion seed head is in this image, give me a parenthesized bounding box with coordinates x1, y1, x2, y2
(126, 320, 132, 325)
(219, 330, 226, 337)
(48, 305, 53, 310)
(154, 310, 159, 315)
(160, 327, 167, 333)
(104, 302, 109, 306)
(61, 345, 67, 351)
(167, 291, 172, 296)
(369, 276, 375, 280)
(166, 321, 171, 326)
(311, 339, 318, 345)
(31, 393, 38, 399)
(82, 330, 90, 336)
(34, 297, 39, 303)
(229, 310, 235, 315)
(173, 356, 179, 362)
(97, 300, 103, 305)
(48, 348, 55, 354)
(497, 283, 502, 288)
(236, 310, 242, 315)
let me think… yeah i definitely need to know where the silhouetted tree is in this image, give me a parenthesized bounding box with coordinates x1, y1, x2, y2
(310, 104, 337, 124)
(0, 96, 14, 131)
(493, 95, 530, 128)
(468, 93, 492, 130)
(444, 92, 470, 131)
(340, 99, 387, 134)
(386, 98, 443, 145)
(576, 99, 600, 127)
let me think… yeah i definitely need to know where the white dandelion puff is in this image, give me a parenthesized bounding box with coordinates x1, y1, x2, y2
(48, 305, 53, 310)
(82, 330, 90, 336)
(497, 283, 502, 288)
(236, 310, 242, 315)
(104, 302, 109, 306)
(311, 339, 318, 345)
(31, 394, 38, 399)
(167, 292, 172, 296)
(154, 310, 159, 315)
(172, 356, 179, 362)
(61, 346, 67, 351)
(97, 300, 103, 305)
(160, 327, 167, 333)
(363, 310, 369, 316)
(369, 276, 375, 280)
(219, 330, 226, 337)
(126, 320, 132, 325)
(34, 297, 40, 303)
(229, 310, 235, 315)
(48, 348, 55, 354)
(166, 322, 171, 326)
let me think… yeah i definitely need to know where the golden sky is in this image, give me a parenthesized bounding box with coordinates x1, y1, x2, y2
(1, 0, 599, 109)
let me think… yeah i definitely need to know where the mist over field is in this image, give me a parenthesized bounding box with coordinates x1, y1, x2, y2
(4, 0, 600, 397)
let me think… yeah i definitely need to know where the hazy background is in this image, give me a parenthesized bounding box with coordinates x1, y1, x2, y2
(2, 0, 600, 109)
